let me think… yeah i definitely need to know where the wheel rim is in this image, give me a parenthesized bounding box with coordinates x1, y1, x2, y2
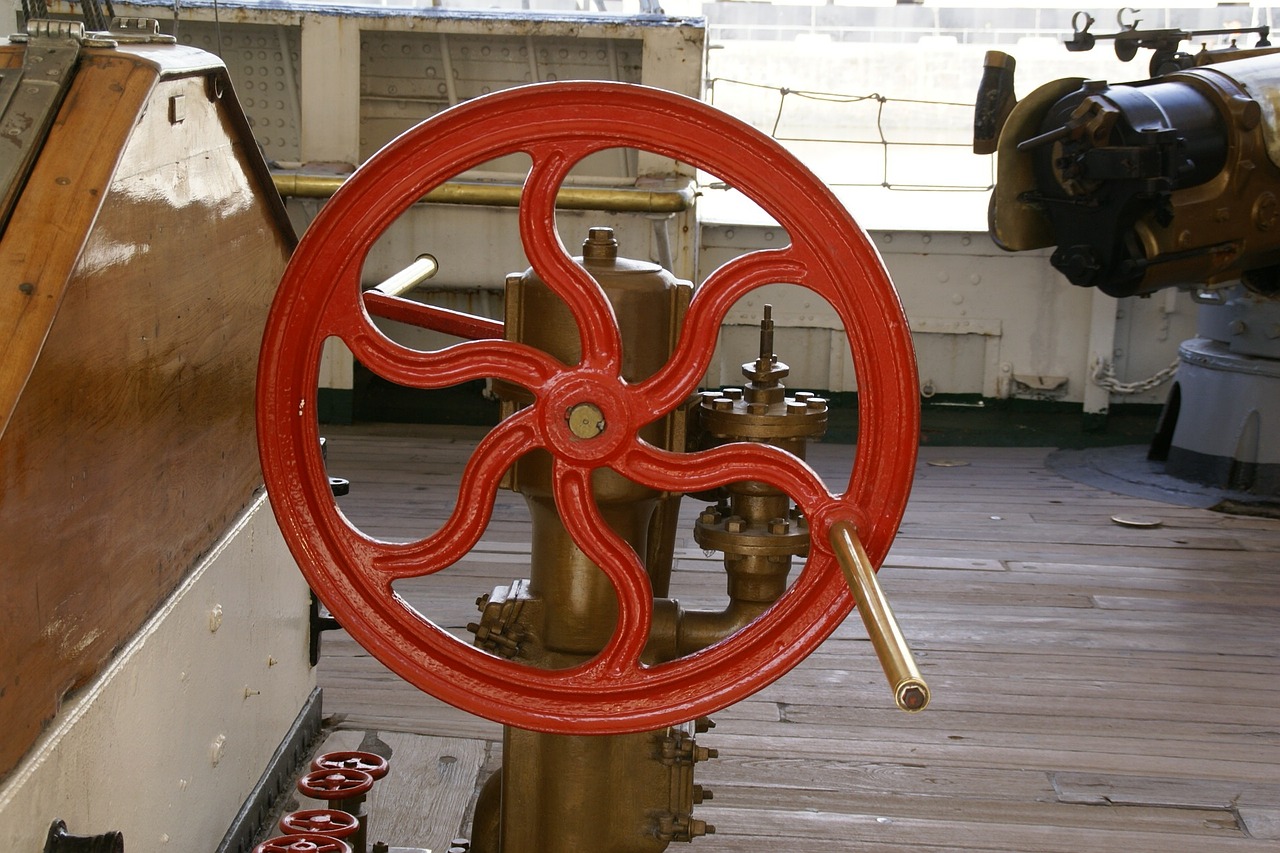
(257, 81, 918, 734)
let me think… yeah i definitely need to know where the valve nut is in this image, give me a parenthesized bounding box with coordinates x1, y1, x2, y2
(297, 767, 375, 801)
(312, 751, 389, 781)
(280, 809, 360, 839)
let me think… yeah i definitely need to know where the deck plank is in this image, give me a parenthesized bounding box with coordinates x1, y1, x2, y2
(310, 424, 1280, 850)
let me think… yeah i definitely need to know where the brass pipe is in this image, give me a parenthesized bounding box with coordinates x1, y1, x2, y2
(272, 172, 695, 214)
(368, 253, 439, 297)
(828, 520, 930, 713)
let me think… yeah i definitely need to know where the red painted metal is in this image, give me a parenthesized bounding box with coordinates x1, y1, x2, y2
(297, 768, 375, 800)
(253, 833, 353, 853)
(362, 291, 503, 340)
(280, 810, 360, 839)
(312, 750, 390, 781)
(257, 81, 919, 735)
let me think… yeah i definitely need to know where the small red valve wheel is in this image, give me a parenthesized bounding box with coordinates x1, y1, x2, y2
(254, 833, 352, 853)
(297, 768, 375, 801)
(258, 81, 919, 736)
(311, 750, 389, 781)
(280, 809, 360, 839)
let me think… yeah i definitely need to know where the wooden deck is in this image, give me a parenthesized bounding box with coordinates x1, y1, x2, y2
(308, 422, 1280, 852)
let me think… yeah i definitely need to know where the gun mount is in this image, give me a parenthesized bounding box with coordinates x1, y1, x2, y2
(977, 12, 1280, 497)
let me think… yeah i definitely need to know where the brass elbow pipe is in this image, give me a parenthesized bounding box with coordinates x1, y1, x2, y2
(673, 599, 772, 657)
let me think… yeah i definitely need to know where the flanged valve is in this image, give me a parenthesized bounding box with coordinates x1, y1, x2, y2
(312, 750, 389, 781)
(253, 833, 353, 853)
(280, 809, 360, 841)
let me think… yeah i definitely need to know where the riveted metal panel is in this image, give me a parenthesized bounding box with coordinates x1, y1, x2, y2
(360, 30, 642, 162)
(174, 22, 303, 163)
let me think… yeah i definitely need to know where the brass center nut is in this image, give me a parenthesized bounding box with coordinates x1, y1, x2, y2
(566, 402, 605, 439)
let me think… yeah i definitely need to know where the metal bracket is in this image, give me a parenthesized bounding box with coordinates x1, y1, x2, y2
(0, 21, 99, 234)
(43, 820, 124, 853)
(468, 579, 533, 659)
(309, 591, 341, 667)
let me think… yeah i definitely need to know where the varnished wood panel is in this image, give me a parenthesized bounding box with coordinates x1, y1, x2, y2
(311, 425, 1280, 850)
(0, 47, 294, 778)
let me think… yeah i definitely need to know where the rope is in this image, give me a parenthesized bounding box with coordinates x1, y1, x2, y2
(79, 0, 112, 31)
(22, 0, 50, 21)
(707, 76, 995, 193)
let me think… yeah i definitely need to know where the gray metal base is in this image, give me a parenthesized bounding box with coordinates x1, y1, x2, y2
(1165, 337, 1280, 497)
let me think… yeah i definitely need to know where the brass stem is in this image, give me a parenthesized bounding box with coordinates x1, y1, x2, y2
(828, 520, 930, 712)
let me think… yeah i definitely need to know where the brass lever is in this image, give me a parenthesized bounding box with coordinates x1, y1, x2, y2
(369, 253, 439, 297)
(828, 520, 930, 713)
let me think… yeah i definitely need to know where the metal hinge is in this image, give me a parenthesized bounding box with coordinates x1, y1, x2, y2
(0, 17, 175, 234)
(0, 20, 88, 234)
(104, 17, 177, 46)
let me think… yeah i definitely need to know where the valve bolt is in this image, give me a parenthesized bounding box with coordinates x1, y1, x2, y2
(566, 402, 605, 439)
(768, 517, 790, 535)
(725, 516, 746, 533)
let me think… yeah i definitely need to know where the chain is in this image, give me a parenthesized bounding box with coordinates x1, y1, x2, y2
(1091, 356, 1180, 395)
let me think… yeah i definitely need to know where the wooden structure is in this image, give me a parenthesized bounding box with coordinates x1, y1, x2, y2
(0, 28, 295, 782)
(309, 423, 1280, 852)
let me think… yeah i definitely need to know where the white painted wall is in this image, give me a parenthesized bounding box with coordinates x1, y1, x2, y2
(701, 224, 1199, 406)
(102, 2, 1194, 411)
(0, 495, 315, 853)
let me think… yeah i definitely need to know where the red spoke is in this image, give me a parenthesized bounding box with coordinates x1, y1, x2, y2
(550, 461, 651, 678)
(519, 143, 623, 374)
(368, 411, 541, 579)
(622, 439, 838, 519)
(634, 248, 807, 416)
(343, 325, 561, 393)
(363, 291, 503, 340)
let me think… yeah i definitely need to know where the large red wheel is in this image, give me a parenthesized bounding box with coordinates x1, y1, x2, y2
(257, 81, 918, 735)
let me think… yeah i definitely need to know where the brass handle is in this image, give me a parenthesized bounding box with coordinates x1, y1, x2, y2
(828, 520, 930, 712)
(369, 253, 439, 298)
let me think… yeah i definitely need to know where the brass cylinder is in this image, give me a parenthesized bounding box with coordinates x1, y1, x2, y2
(505, 227, 691, 632)
(828, 520, 929, 713)
(482, 228, 700, 853)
